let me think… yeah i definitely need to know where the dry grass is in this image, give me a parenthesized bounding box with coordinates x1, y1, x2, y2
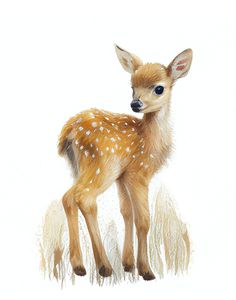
(39, 186, 190, 286)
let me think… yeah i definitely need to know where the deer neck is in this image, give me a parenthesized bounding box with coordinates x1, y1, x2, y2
(140, 103, 172, 155)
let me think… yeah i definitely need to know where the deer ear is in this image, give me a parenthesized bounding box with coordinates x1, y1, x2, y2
(115, 44, 143, 74)
(168, 49, 193, 81)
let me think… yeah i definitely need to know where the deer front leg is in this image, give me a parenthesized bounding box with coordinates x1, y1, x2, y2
(116, 178, 135, 272)
(62, 187, 86, 276)
(126, 180, 155, 281)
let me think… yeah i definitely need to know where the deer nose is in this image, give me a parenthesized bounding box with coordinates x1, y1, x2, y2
(130, 99, 143, 112)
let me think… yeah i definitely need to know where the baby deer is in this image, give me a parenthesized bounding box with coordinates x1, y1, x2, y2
(59, 45, 192, 280)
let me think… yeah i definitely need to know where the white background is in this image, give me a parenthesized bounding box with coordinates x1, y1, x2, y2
(0, 0, 236, 299)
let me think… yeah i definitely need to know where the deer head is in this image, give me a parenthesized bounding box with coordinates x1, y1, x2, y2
(115, 45, 192, 114)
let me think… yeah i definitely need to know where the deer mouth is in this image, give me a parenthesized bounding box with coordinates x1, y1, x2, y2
(131, 107, 141, 112)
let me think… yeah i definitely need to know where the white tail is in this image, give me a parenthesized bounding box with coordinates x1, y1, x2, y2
(39, 185, 191, 286)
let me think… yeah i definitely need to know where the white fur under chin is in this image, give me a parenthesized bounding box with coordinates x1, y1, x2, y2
(39, 186, 190, 286)
(156, 104, 172, 146)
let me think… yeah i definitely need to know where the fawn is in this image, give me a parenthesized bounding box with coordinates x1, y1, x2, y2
(59, 45, 192, 280)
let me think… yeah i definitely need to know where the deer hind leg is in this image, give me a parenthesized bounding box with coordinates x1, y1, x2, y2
(116, 178, 135, 272)
(62, 186, 86, 276)
(126, 180, 155, 281)
(76, 190, 112, 277)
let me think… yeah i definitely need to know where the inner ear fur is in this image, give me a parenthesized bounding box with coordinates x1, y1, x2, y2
(115, 44, 143, 74)
(167, 49, 193, 81)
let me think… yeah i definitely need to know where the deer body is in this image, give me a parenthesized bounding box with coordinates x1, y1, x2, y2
(60, 45, 192, 280)
(59, 106, 171, 184)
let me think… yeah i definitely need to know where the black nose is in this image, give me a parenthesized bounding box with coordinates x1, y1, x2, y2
(130, 99, 143, 112)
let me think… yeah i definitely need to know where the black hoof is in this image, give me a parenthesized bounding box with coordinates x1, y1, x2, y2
(123, 263, 134, 272)
(73, 266, 86, 276)
(141, 272, 156, 281)
(99, 265, 112, 277)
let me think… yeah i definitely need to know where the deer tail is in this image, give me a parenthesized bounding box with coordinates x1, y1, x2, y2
(149, 185, 191, 277)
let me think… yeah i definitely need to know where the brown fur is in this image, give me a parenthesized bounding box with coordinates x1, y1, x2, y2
(131, 63, 168, 88)
(59, 107, 171, 281)
(59, 46, 192, 281)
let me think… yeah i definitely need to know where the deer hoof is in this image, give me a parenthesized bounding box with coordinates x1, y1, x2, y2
(99, 265, 112, 277)
(73, 266, 86, 276)
(123, 263, 134, 272)
(141, 271, 156, 281)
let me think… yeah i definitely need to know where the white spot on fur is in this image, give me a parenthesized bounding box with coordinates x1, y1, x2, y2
(91, 122, 97, 128)
(111, 137, 116, 142)
(80, 145, 84, 150)
(105, 117, 109, 120)
(96, 168, 100, 175)
(132, 155, 135, 158)
(100, 126, 104, 132)
(126, 147, 130, 152)
(96, 138, 99, 143)
(92, 154, 95, 158)
(111, 148, 115, 153)
(90, 144, 93, 148)
(122, 130, 126, 134)
(140, 162, 144, 166)
(86, 130, 91, 136)
(150, 154, 154, 158)
(84, 150, 89, 157)
(106, 147, 109, 151)
(75, 118, 83, 124)
(132, 120, 136, 123)
(79, 126, 83, 131)
(85, 188, 90, 192)
(75, 140, 79, 145)
(100, 151, 104, 156)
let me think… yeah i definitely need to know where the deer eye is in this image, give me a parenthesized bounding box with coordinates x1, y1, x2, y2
(154, 85, 164, 95)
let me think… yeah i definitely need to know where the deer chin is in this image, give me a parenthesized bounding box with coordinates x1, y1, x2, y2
(131, 107, 142, 113)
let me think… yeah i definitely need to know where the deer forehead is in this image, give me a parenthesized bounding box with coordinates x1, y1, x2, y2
(131, 63, 168, 88)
